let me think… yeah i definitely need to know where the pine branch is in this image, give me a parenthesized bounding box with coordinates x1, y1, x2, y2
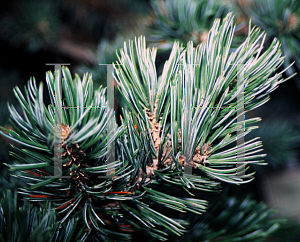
(0, 66, 209, 241)
(0, 11, 295, 242)
(114, 13, 294, 187)
(236, 0, 300, 77)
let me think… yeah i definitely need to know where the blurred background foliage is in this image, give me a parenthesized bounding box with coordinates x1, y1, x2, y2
(1, 0, 300, 241)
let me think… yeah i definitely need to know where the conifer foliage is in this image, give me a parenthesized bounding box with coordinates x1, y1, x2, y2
(0, 13, 295, 241)
(148, 0, 229, 50)
(237, 0, 300, 76)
